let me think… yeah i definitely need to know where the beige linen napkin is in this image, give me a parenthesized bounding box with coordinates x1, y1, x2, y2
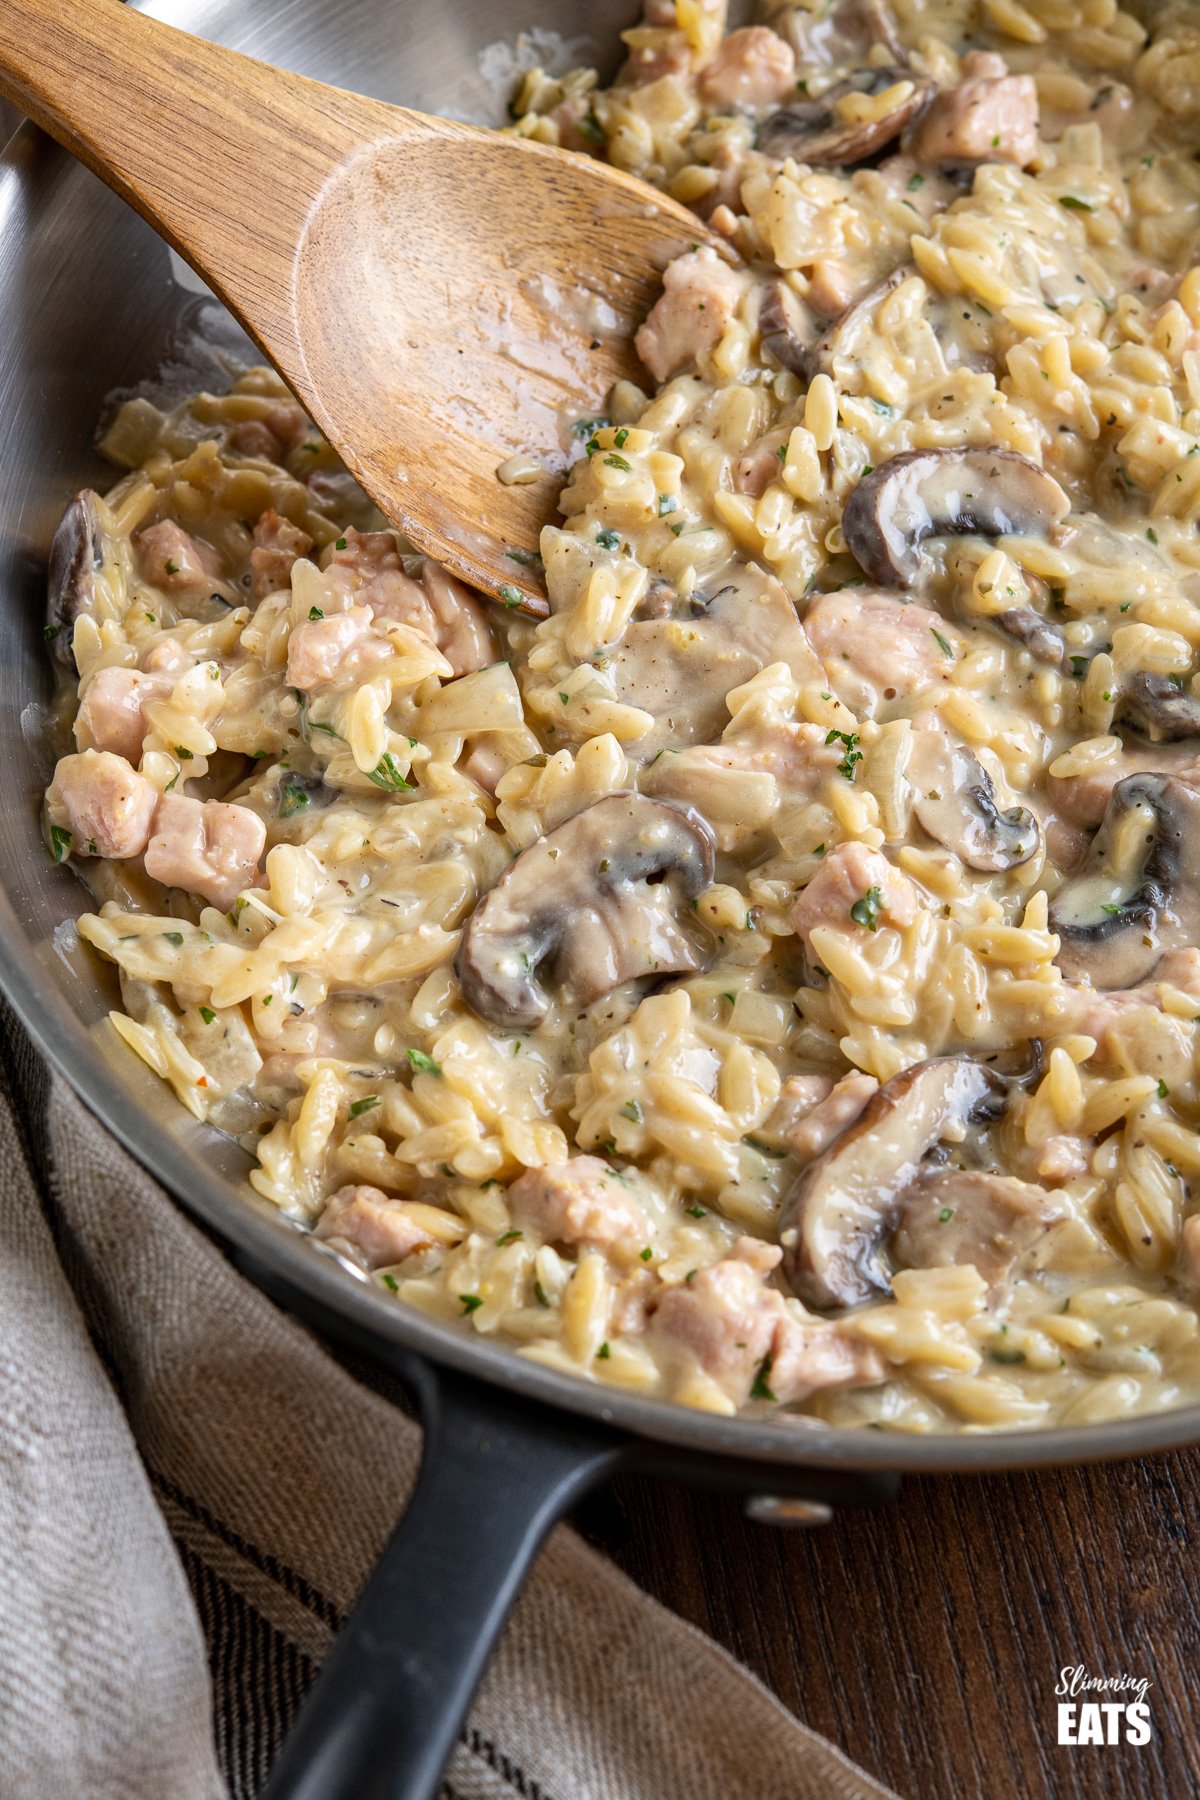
(0, 1002, 899, 1800)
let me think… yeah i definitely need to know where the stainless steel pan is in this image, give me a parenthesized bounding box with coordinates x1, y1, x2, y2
(2, 4, 1198, 1796)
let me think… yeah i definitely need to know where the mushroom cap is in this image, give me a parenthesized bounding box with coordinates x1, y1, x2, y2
(456, 792, 716, 1029)
(842, 448, 1070, 587)
(994, 607, 1066, 668)
(1116, 671, 1200, 743)
(778, 1056, 1007, 1308)
(907, 724, 1040, 873)
(892, 1167, 1063, 1292)
(47, 488, 109, 668)
(757, 68, 933, 168)
(1049, 772, 1200, 991)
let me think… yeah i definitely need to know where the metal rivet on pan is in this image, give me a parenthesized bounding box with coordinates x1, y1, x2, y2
(744, 1496, 834, 1528)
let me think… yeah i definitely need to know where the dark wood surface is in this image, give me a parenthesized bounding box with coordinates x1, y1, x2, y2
(574, 1450, 1200, 1799)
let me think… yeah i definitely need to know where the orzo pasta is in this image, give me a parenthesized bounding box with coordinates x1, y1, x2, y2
(42, 0, 1200, 1430)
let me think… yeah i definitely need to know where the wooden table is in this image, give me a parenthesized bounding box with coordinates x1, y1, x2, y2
(576, 1447, 1200, 1798)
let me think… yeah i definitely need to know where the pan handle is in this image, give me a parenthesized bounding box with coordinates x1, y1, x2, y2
(261, 1358, 626, 1800)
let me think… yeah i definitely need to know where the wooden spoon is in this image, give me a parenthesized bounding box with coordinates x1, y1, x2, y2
(0, 0, 726, 616)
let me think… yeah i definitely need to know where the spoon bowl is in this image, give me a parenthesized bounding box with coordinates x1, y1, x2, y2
(0, 0, 724, 611)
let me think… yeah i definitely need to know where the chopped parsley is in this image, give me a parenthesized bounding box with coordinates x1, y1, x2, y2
(620, 1100, 643, 1123)
(931, 628, 954, 658)
(849, 885, 883, 932)
(165, 559, 180, 575)
(406, 1048, 442, 1077)
(49, 825, 72, 863)
(1059, 195, 1093, 212)
(604, 453, 633, 473)
(657, 492, 679, 517)
(573, 415, 609, 439)
(163, 931, 184, 947)
(173, 745, 194, 761)
(335, 536, 347, 550)
(685, 1204, 707, 1219)
(595, 527, 620, 550)
(750, 1353, 777, 1402)
(199, 1006, 216, 1025)
(498, 583, 525, 609)
(382, 1273, 399, 1292)
(906, 172, 925, 192)
(1158, 1078, 1170, 1098)
(365, 753, 412, 792)
(533, 1280, 551, 1308)
(348, 1095, 380, 1118)
(938, 1206, 954, 1224)
(1147, 527, 1159, 545)
(505, 546, 542, 567)
(1100, 902, 1123, 915)
(278, 775, 311, 818)
(639, 1246, 653, 1262)
(613, 427, 629, 449)
(496, 1229, 523, 1246)
(596, 1341, 611, 1360)
(308, 605, 324, 620)
(460, 1294, 484, 1315)
(825, 727, 863, 781)
(579, 106, 605, 146)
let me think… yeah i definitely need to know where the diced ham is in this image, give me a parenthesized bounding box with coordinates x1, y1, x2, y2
(651, 1237, 883, 1405)
(635, 248, 746, 383)
(788, 1070, 880, 1162)
(45, 750, 158, 860)
(508, 1156, 648, 1252)
(619, 39, 692, 85)
(134, 520, 223, 592)
(804, 590, 966, 716)
(263, 399, 311, 455)
(143, 792, 265, 908)
(228, 419, 284, 460)
(315, 1185, 435, 1269)
(1059, 948, 1200, 1042)
(1035, 1136, 1091, 1183)
(141, 639, 192, 674)
(791, 843, 919, 953)
(249, 508, 314, 600)
(326, 531, 496, 674)
(698, 27, 796, 109)
(285, 606, 391, 691)
(74, 665, 173, 763)
(1046, 748, 1200, 830)
(910, 52, 1039, 171)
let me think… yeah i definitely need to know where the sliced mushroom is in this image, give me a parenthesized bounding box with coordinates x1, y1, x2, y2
(891, 1167, 1063, 1291)
(1049, 774, 1200, 991)
(46, 489, 111, 668)
(456, 792, 716, 1029)
(768, 0, 906, 70)
(994, 607, 1067, 668)
(778, 1056, 1007, 1307)
(757, 68, 933, 168)
(613, 559, 823, 755)
(1116, 672, 1200, 743)
(759, 278, 819, 378)
(907, 724, 1039, 872)
(842, 449, 1071, 588)
(761, 266, 910, 380)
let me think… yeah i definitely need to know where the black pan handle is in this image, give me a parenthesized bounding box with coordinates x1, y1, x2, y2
(261, 1358, 627, 1800)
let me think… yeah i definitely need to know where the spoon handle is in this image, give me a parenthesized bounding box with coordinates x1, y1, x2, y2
(0, 0, 399, 356)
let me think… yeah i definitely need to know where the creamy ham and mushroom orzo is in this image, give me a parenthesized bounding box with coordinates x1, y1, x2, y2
(42, 0, 1200, 1430)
